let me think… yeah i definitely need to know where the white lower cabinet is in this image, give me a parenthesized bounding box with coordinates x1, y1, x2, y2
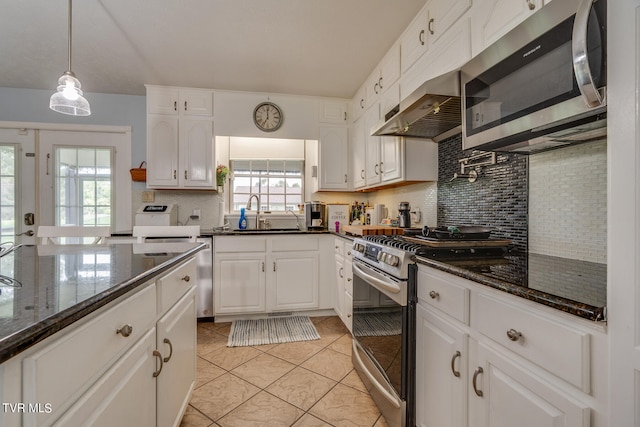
(156, 287, 197, 427)
(468, 338, 590, 427)
(214, 235, 323, 315)
(416, 264, 605, 427)
(215, 252, 267, 314)
(333, 237, 353, 332)
(416, 304, 467, 427)
(16, 257, 198, 427)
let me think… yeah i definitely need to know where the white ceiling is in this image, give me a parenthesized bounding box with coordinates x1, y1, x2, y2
(1, 0, 427, 99)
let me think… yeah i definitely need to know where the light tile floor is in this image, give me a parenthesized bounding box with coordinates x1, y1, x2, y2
(180, 316, 390, 427)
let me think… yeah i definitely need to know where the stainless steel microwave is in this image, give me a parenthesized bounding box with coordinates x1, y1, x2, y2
(461, 0, 606, 153)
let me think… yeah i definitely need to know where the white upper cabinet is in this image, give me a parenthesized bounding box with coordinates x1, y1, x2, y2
(146, 86, 215, 189)
(319, 100, 348, 124)
(318, 126, 349, 191)
(401, 0, 471, 74)
(147, 86, 213, 117)
(351, 118, 367, 190)
(471, 0, 543, 57)
(351, 84, 367, 123)
(365, 43, 401, 110)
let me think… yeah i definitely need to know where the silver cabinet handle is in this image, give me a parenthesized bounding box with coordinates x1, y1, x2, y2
(344, 174, 348, 183)
(273, 262, 276, 272)
(526, 0, 536, 10)
(472, 367, 484, 397)
(116, 324, 133, 337)
(173, 170, 177, 180)
(379, 162, 384, 174)
(360, 99, 365, 109)
(46, 153, 50, 175)
(184, 170, 188, 180)
(572, 0, 605, 107)
(374, 164, 379, 175)
(262, 262, 265, 272)
(428, 18, 435, 35)
(152, 350, 164, 377)
(173, 101, 177, 111)
(451, 351, 461, 377)
(339, 267, 344, 278)
(163, 338, 173, 363)
(378, 77, 383, 90)
(374, 82, 379, 95)
(429, 290, 439, 299)
(181, 275, 190, 282)
(506, 328, 522, 342)
(184, 101, 188, 111)
(361, 169, 365, 179)
(419, 29, 425, 45)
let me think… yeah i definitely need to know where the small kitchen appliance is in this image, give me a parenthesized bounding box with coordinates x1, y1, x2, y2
(398, 202, 411, 228)
(305, 201, 326, 230)
(365, 204, 388, 226)
(135, 204, 177, 226)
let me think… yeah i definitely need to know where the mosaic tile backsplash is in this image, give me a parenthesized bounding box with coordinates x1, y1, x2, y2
(437, 135, 528, 253)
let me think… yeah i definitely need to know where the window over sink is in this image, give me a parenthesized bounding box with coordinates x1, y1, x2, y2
(230, 159, 304, 212)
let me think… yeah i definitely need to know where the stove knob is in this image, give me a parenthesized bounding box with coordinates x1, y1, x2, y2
(353, 243, 365, 253)
(377, 251, 386, 262)
(386, 255, 400, 266)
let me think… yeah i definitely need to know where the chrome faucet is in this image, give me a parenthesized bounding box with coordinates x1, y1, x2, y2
(246, 194, 261, 229)
(285, 209, 301, 230)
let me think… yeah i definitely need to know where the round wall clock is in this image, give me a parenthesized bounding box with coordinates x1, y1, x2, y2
(253, 102, 283, 132)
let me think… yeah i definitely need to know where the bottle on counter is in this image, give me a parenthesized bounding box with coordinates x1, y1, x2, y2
(239, 208, 247, 230)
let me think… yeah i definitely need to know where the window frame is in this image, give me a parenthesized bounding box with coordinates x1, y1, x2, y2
(230, 159, 305, 213)
(0, 143, 18, 243)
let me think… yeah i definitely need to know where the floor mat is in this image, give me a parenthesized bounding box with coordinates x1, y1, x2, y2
(227, 315, 321, 347)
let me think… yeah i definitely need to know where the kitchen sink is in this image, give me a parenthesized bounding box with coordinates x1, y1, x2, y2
(231, 228, 305, 233)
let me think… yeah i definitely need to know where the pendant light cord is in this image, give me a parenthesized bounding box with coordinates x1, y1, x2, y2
(67, 0, 73, 73)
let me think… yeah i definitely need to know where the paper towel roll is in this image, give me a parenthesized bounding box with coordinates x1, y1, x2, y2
(217, 199, 226, 227)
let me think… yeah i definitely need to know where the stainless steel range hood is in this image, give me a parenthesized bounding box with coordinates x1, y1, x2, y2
(372, 69, 461, 142)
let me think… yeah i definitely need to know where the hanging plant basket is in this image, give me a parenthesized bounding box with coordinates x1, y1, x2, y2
(130, 161, 147, 182)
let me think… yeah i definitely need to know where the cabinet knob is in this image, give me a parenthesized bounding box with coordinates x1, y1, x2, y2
(152, 350, 164, 378)
(347, 313, 352, 318)
(526, 0, 536, 10)
(163, 338, 173, 363)
(347, 278, 352, 282)
(451, 351, 461, 378)
(429, 290, 439, 299)
(181, 275, 191, 282)
(506, 329, 522, 342)
(116, 324, 133, 337)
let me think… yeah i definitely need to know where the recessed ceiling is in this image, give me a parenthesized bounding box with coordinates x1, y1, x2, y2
(1, 0, 427, 98)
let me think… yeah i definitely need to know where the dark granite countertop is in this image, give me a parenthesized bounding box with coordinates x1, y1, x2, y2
(415, 252, 606, 322)
(0, 242, 206, 364)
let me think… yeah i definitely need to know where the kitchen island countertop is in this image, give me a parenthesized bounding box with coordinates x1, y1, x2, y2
(0, 242, 206, 364)
(415, 252, 606, 322)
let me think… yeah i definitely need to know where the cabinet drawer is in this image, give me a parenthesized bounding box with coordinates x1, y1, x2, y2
(475, 293, 590, 392)
(22, 284, 156, 426)
(417, 268, 469, 324)
(271, 236, 319, 252)
(157, 258, 196, 314)
(215, 236, 267, 252)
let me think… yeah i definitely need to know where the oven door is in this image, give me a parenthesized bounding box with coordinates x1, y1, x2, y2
(351, 258, 408, 426)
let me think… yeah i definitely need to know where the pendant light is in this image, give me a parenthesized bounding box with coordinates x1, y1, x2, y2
(49, 0, 91, 116)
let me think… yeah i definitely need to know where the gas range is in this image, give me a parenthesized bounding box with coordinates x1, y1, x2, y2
(352, 234, 510, 280)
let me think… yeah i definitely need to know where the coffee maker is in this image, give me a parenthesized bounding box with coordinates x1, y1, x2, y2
(305, 201, 327, 230)
(398, 202, 411, 228)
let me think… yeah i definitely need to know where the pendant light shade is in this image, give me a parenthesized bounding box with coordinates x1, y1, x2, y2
(50, 0, 90, 116)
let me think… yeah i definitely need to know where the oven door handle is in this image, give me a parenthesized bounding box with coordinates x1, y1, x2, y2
(352, 262, 401, 294)
(352, 340, 401, 409)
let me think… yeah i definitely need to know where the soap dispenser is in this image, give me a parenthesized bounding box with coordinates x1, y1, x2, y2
(239, 208, 247, 230)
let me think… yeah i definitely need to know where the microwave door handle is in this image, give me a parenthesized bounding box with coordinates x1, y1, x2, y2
(572, 0, 605, 108)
